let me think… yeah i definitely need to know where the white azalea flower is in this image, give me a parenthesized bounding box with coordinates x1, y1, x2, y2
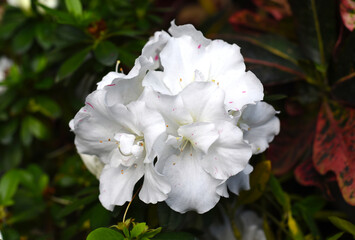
(71, 58, 170, 210)
(235, 101, 280, 154)
(210, 208, 266, 240)
(0, 57, 13, 94)
(141, 81, 252, 213)
(142, 21, 264, 111)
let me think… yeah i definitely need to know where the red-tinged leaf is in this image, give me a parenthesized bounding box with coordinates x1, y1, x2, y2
(294, 158, 335, 198)
(229, 10, 278, 33)
(267, 117, 316, 175)
(252, 0, 292, 20)
(340, 0, 355, 32)
(313, 102, 355, 205)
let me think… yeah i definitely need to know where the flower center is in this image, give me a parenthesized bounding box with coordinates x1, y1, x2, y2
(114, 133, 144, 159)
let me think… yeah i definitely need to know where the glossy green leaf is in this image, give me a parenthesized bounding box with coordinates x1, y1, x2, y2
(130, 222, 147, 238)
(65, 0, 83, 17)
(94, 41, 119, 66)
(0, 170, 22, 206)
(29, 96, 61, 118)
(57, 194, 97, 218)
(326, 232, 344, 240)
(57, 47, 91, 81)
(269, 175, 290, 211)
(329, 216, 355, 237)
(35, 22, 56, 50)
(12, 26, 35, 54)
(0, 119, 18, 144)
(22, 116, 49, 140)
(86, 228, 124, 240)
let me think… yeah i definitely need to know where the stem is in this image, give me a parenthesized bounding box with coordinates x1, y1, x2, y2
(311, 0, 326, 67)
(122, 186, 141, 222)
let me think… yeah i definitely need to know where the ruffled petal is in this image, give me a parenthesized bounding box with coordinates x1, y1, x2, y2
(99, 162, 144, 211)
(159, 36, 206, 94)
(201, 121, 252, 180)
(97, 71, 125, 90)
(142, 30, 170, 69)
(179, 82, 229, 122)
(162, 152, 222, 213)
(126, 101, 166, 162)
(240, 102, 280, 154)
(72, 90, 122, 163)
(140, 87, 193, 135)
(227, 164, 253, 195)
(168, 20, 211, 47)
(139, 163, 171, 203)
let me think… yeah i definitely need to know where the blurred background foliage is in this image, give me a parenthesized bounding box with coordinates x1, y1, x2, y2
(0, 0, 354, 239)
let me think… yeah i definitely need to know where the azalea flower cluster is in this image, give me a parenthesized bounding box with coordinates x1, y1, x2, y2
(70, 22, 280, 214)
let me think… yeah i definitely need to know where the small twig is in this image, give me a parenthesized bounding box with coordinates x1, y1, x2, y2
(122, 186, 142, 223)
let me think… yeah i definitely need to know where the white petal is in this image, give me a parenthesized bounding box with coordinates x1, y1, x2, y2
(140, 87, 193, 135)
(168, 20, 211, 47)
(99, 163, 144, 211)
(126, 101, 167, 163)
(72, 90, 122, 163)
(227, 164, 253, 195)
(97, 71, 125, 90)
(177, 122, 218, 154)
(139, 163, 171, 203)
(142, 30, 170, 69)
(240, 102, 280, 154)
(142, 70, 172, 95)
(159, 36, 205, 94)
(201, 121, 252, 180)
(118, 133, 135, 155)
(105, 56, 154, 106)
(162, 152, 222, 213)
(79, 153, 104, 179)
(179, 82, 229, 122)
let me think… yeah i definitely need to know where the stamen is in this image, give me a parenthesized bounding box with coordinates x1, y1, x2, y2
(121, 169, 124, 174)
(115, 60, 121, 72)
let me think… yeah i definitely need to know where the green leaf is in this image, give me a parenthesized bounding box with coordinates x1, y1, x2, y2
(141, 228, 162, 238)
(130, 222, 147, 238)
(12, 26, 35, 54)
(269, 175, 290, 211)
(31, 55, 48, 73)
(0, 119, 19, 144)
(94, 41, 119, 66)
(0, 170, 22, 206)
(0, 144, 22, 171)
(326, 232, 344, 240)
(328, 216, 355, 237)
(22, 116, 49, 140)
(152, 232, 197, 240)
(89, 204, 112, 230)
(65, 0, 83, 17)
(57, 194, 97, 218)
(29, 96, 61, 118)
(20, 116, 35, 146)
(57, 47, 91, 81)
(35, 22, 56, 50)
(86, 228, 124, 240)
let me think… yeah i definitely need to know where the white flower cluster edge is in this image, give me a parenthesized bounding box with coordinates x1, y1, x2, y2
(70, 21, 280, 214)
